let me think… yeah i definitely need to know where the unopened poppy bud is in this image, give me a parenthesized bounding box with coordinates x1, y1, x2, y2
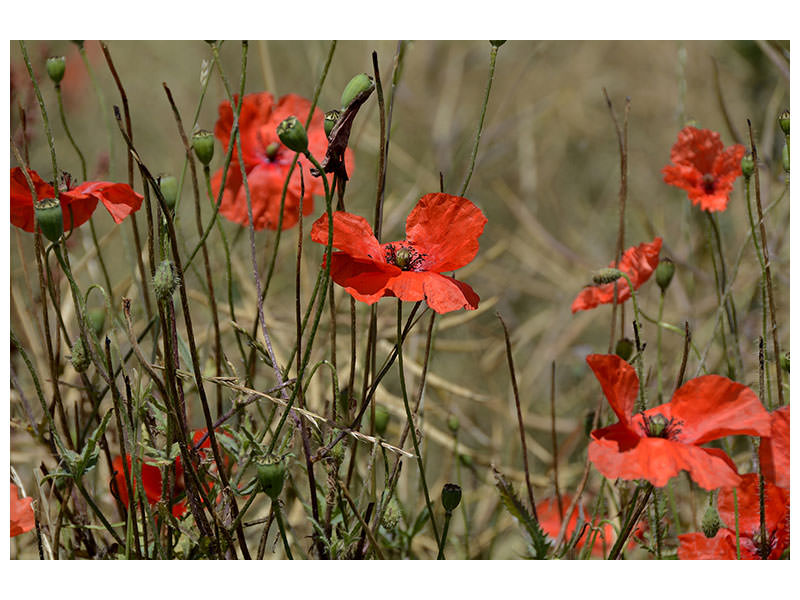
(340, 73, 374, 109)
(655, 257, 675, 292)
(615, 338, 634, 361)
(441, 483, 462, 513)
(778, 110, 789, 136)
(330, 440, 345, 464)
(70, 338, 90, 373)
(35, 198, 64, 243)
(374, 404, 390, 436)
(592, 267, 623, 285)
(153, 260, 179, 302)
(46, 56, 66, 84)
(782, 143, 789, 173)
(381, 498, 402, 530)
(191, 130, 215, 165)
(256, 457, 286, 500)
(701, 500, 721, 538)
(277, 116, 308, 154)
(490, 40, 506, 48)
(447, 414, 460, 433)
(324, 109, 341, 138)
(158, 175, 178, 212)
(779, 352, 789, 374)
(741, 153, 755, 178)
(87, 308, 106, 338)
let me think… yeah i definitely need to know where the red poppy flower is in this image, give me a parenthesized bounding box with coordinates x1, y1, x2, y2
(537, 495, 625, 557)
(111, 455, 187, 518)
(10, 484, 35, 537)
(10, 167, 143, 233)
(677, 473, 789, 559)
(310, 193, 487, 314)
(211, 92, 352, 231)
(759, 405, 789, 489)
(571, 238, 662, 313)
(662, 126, 746, 212)
(586, 354, 771, 490)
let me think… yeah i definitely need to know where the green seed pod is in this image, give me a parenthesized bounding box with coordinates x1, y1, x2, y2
(70, 338, 90, 373)
(381, 498, 402, 531)
(592, 267, 623, 286)
(265, 142, 280, 160)
(441, 483, 462, 512)
(340, 73, 374, 109)
(158, 174, 178, 212)
(782, 142, 789, 173)
(35, 198, 64, 243)
(779, 352, 789, 374)
(324, 109, 341, 139)
(153, 260, 180, 302)
(778, 110, 789, 136)
(647, 414, 669, 438)
(741, 153, 755, 179)
(46, 56, 66, 84)
(701, 500, 721, 538)
(447, 414, 460, 433)
(489, 40, 506, 48)
(191, 130, 215, 166)
(277, 116, 309, 154)
(615, 338, 634, 362)
(655, 257, 675, 292)
(256, 457, 286, 500)
(87, 308, 106, 338)
(374, 404, 390, 437)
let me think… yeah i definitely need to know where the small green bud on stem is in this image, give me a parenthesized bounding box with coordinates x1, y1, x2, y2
(256, 457, 286, 500)
(340, 73, 374, 109)
(441, 483, 462, 513)
(276, 116, 309, 154)
(655, 257, 675, 292)
(191, 130, 215, 165)
(158, 174, 178, 212)
(46, 56, 66, 84)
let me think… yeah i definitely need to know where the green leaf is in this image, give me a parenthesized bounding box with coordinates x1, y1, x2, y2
(493, 466, 551, 559)
(76, 410, 113, 477)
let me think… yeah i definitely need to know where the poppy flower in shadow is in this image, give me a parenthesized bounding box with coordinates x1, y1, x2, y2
(662, 126, 746, 212)
(10, 167, 143, 233)
(537, 495, 631, 557)
(759, 405, 789, 490)
(310, 192, 487, 314)
(211, 92, 352, 231)
(111, 455, 187, 518)
(11, 484, 35, 537)
(586, 353, 771, 490)
(571, 237, 662, 313)
(677, 473, 789, 559)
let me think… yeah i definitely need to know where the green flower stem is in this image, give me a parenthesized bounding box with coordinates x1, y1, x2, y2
(437, 510, 454, 560)
(656, 290, 665, 403)
(77, 41, 115, 177)
(273, 500, 294, 559)
(619, 273, 646, 411)
(460, 43, 500, 197)
(74, 478, 125, 547)
(54, 85, 87, 179)
(607, 482, 653, 560)
(397, 299, 441, 549)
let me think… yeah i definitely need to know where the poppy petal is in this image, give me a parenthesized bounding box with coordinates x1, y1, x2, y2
(10, 167, 56, 232)
(310, 211, 384, 261)
(386, 271, 480, 314)
(405, 193, 487, 272)
(70, 181, 143, 224)
(586, 354, 639, 427)
(669, 375, 771, 445)
(677, 530, 738, 560)
(10, 484, 35, 537)
(759, 406, 789, 489)
(327, 254, 399, 304)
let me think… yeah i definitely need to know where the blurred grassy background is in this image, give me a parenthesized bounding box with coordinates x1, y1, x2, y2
(10, 40, 789, 558)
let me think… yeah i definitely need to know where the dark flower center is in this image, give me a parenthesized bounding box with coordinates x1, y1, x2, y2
(743, 528, 778, 560)
(639, 412, 683, 440)
(385, 243, 426, 271)
(702, 172, 715, 193)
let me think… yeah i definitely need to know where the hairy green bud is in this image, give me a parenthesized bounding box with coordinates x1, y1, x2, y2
(70, 338, 90, 373)
(153, 260, 180, 302)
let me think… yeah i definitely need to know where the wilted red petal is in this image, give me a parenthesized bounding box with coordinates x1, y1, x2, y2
(327, 254, 400, 304)
(670, 375, 771, 445)
(10, 484, 35, 537)
(571, 238, 661, 313)
(10, 167, 56, 232)
(405, 193, 488, 272)
(585, 354, 639, 427)
(69, 181, 143, 224)
(760, 406, 790, 489)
